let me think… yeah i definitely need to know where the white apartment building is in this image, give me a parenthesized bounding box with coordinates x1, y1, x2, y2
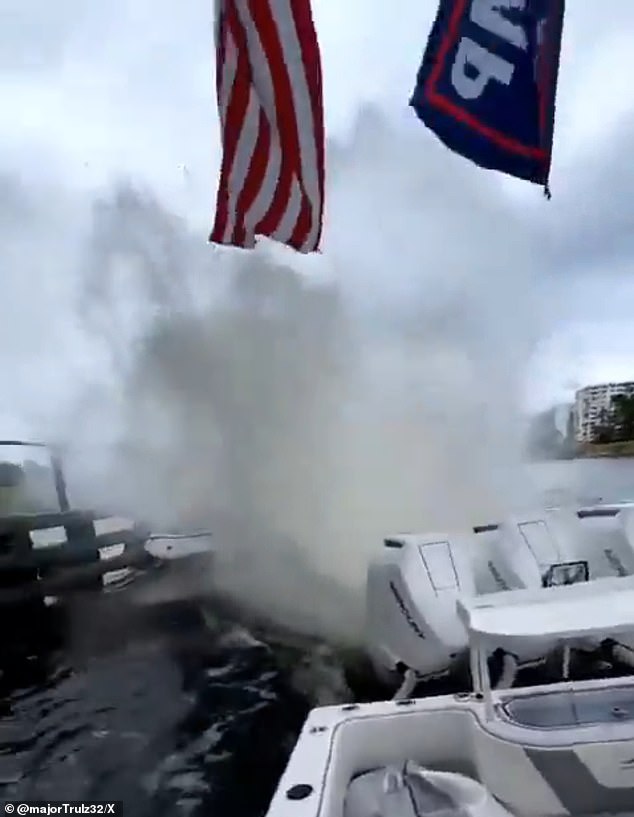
(574, 380, 634, 442)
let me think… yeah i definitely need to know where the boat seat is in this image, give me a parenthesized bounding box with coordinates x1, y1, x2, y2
(501, 684, 634, 728)
(344, 763, 464, 817)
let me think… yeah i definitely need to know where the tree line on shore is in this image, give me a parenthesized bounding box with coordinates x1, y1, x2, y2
(591, 393, 634, 445)
(527, 392, 634, 460)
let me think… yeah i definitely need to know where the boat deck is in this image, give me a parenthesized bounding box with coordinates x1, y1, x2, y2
(501, 684, 634, 728)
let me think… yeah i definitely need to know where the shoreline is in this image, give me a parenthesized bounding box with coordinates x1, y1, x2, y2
(528, 441, 634, 462)
(575, 441, 634, 459)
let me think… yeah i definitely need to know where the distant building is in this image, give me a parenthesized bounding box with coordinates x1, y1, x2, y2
(574, 381, 634, 442)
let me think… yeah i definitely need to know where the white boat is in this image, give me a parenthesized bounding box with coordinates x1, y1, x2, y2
(366, 503, 634, 690)
(266, 577, 634, 817)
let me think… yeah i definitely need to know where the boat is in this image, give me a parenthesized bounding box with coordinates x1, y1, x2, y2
(266, 576, 634, 817)
(0, 439, 214, 609)
(366, 503, 634, 693)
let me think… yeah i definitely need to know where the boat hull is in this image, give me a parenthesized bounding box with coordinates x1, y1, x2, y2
(266, 675, 634, 817)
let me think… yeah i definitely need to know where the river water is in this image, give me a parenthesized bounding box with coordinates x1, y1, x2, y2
(0, 459, 633, 817)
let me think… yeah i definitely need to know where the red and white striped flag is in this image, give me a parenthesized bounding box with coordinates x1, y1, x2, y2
(210, 0, 325, 254)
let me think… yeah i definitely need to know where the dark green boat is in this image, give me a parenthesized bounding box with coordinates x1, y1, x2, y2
(0, 440, 214, 608)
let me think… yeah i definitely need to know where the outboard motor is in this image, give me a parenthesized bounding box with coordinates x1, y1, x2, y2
(486, 509, 598, 588)
(365, 531, 476, 684)
(595, 508, 634, 667)
(490, 506, 634, 585)
(609, 508, 634, 576)
(492, 515, 565, 589)
(484, 511, 604, 669)
(542, 506, 634, 580)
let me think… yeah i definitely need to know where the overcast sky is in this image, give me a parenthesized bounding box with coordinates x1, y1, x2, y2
(2, 0, 634, 430)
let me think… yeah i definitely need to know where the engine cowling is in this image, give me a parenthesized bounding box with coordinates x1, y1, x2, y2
(365, 532, 477, 682)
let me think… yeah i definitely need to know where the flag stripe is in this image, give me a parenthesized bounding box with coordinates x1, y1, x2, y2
(290, 195, 311, 251)
(210, 0, 325, 253)
(212, 10, 250, 245)
(234, 1, 277, 124)
(235, 0, 294, 242)
(233, 108, 272, 246)
(248, 0, 301, 244)
(221, 3, 260, 244)
(230, 0, 287, 243)
(225, 87, 260, 245)
(273, 0, 322, 250)
(245, 122, 281, 238)
(289, 0, 325, 250)
(274, 177, 303, 243)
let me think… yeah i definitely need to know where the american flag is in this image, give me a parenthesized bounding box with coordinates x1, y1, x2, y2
(210, 0, 325, 254)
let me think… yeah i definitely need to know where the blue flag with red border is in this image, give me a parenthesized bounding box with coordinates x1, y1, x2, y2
(410, 0, 565, 193)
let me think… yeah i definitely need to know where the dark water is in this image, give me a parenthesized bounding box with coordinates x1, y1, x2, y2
(0, 599, 310, 817)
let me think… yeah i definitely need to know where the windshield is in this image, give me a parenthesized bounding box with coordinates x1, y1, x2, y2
(0, 443, 61, 515)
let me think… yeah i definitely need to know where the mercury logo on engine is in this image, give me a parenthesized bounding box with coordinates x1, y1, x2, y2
(452, 0, 528, 101)
(488, 560, 510, 591)
(389, 581, 426, 639)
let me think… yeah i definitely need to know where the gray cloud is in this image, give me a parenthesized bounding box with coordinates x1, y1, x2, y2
(544, 114, 634, 272)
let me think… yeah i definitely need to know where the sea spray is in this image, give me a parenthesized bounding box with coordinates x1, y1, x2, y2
(46, 110, 545, 644)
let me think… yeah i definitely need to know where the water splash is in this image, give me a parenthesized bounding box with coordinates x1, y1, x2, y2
(12, 111, 548, 644)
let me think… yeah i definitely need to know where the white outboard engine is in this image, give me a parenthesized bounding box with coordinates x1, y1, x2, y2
(365, 507, 634, 690)
(482, 511, 590, 664)
(495, 513, 565, 587)
(462, 510, 590, 598)
(486, 508, 605, 588)
(544, 506, 634, 581)
(490, 506, 634, 586)
(597, 508, 634, 667)
(608, 508, 634, 576)
(365, 531, 477, 684)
